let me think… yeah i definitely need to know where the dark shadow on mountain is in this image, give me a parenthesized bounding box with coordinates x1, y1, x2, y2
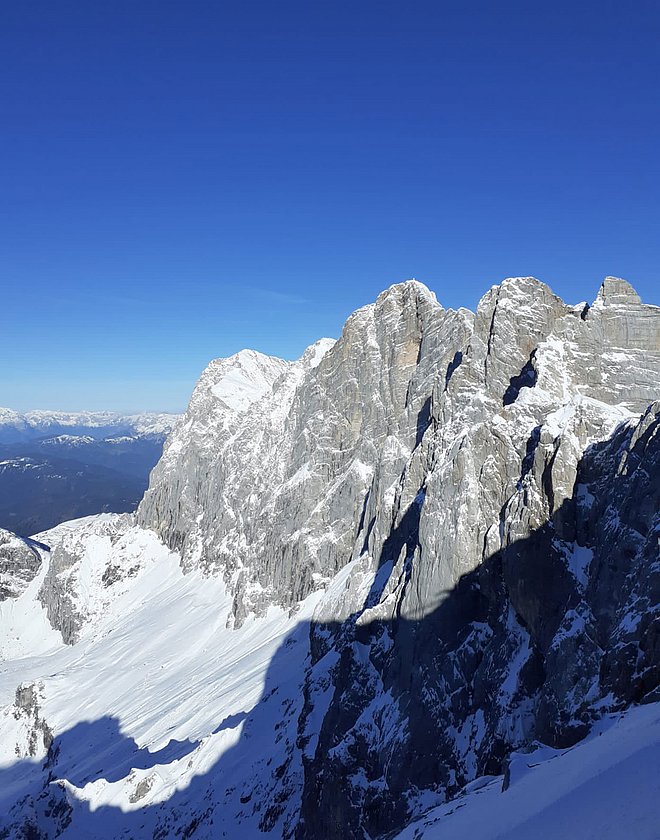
(212, 711, 248, 735)
(1, 413, 657, 839)
(46, 719, 201, 786)
(23, 536, 51, 554)
(444, 350, 462, 390)
(362, 485, 425, 609)
(502, 354, 537, 406)
(517, 424, 541, 488)
(415, 397, 432, 447)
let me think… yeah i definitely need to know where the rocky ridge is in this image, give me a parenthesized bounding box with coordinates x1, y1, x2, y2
(136, 274, 659, 836)
(0, 530, 42, 601)
(140, 276, 658, 621)
(0, 274, 658, 839)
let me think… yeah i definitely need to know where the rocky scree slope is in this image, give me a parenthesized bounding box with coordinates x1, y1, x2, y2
(0, 275, 658, 839)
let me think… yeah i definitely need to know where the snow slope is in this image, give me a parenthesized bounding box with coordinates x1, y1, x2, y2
(0, 515, 325, 838)
(209, 349, 293, 413)
(395, 702, 660, 840)
(2, 515, 660, 839)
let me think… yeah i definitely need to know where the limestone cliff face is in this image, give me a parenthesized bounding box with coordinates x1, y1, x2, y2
(297, 402, 660, 839)
(135, 274, 659, 837)
(138, 281, 475, 623)
(138, 276, 659, 628)
(1, 275, 659, 840)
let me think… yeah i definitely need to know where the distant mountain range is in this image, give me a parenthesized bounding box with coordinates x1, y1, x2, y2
(0, 410, 179, 535)
(0, 409, 177, 443)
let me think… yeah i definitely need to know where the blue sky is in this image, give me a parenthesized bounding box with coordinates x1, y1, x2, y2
(2, 0, 659, 412)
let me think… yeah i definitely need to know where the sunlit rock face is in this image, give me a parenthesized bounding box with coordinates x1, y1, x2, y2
(1, 276, 658, 840)
(0, 529, 41, 601)
(138, 281, 475, 624)
(136, 274, 659, 837)
(139, 276, 659, 627)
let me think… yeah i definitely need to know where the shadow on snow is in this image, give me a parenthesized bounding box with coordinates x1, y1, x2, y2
(0, 417, 657, 840)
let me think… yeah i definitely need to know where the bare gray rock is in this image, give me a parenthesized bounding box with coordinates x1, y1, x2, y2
(134, 273, 658, 838)
(138, 276, 659, 630)
(12, 682, 53, 759)
(36, 513, 158, 644)
(12, 274, 656, 839)
(0, 530, 42, 601)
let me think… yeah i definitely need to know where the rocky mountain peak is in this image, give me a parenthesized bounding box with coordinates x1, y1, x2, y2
(595, 275, 643, 306)
(341, 279, 441, 342)
(137, 274, 660, 628)
(297, 337, 336, 371)
(0, 273, 658, 840)
(182, 348, 290, 432)
(374, 278, 440, 307)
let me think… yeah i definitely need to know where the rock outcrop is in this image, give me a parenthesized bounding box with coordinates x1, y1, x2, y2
(139, 277, 659, 624)
(0, 529, 42, 601)
(297, 401, 660, 839)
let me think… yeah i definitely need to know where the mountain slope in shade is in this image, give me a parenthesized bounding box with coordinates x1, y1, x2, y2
(394, 701, 660, 840)
(0, 276, 658, 839)
(2, 513, 658, 840)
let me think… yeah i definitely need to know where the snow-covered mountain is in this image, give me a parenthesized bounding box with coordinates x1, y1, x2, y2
(0, 410, 179, 444)
(0, 276, 658, 839)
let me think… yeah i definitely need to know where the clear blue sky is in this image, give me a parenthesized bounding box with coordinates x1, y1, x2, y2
(2, 0, 659, 412)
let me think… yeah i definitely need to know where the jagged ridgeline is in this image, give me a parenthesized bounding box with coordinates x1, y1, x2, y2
(139, 275, 658, 624)
(1, 276, 659, 839)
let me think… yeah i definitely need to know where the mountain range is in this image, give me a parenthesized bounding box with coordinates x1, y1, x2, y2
(0, 412, 179, 535)
(0, 275, 658, 839)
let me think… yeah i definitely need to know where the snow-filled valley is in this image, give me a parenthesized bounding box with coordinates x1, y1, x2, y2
(1, 275, 659, 839)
